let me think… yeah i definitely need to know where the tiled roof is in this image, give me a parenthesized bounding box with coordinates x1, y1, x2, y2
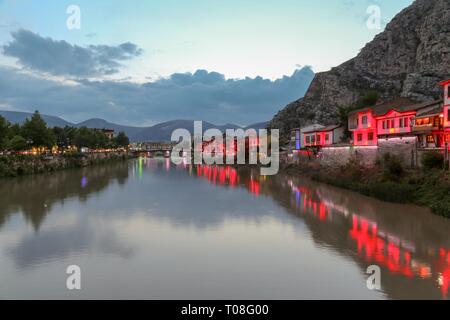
(303, 124, 341, 134)
(349, 98, 443, 117)
(415, 100, 444, 118)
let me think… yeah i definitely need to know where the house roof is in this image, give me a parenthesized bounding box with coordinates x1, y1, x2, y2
(415, 100, 444, 118)
(439, 79, 450, 86)
(349, 97, 418, 116)
(348, 97, 444, 117)
(303, 124, 341, 134)
(291, 124, 324, 132)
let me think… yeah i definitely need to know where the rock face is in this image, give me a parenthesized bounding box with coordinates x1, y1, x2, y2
(270, 0, 450, 141)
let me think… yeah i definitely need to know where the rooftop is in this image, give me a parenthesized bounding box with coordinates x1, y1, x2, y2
(303, 124, 342, 134)
(349, 97, 443, 117)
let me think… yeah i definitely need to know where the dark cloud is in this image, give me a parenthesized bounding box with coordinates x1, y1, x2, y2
(0, 66, 314, 125)
(2, 29, 143, 77)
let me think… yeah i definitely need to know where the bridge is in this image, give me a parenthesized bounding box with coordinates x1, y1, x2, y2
(130, 141, 175, 158)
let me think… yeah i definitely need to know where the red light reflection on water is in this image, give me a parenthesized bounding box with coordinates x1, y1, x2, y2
(195, 165, 240, 187)
(290, 181, 450, 298)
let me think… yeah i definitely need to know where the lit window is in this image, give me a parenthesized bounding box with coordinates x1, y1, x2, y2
(427, 135, 434, 143)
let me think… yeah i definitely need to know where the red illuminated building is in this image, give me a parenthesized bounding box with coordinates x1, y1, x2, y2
(348, 80, 450, 148)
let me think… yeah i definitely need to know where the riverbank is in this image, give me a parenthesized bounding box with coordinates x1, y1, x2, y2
(281, 161, 450, 219)
(0, 152, 132, 178)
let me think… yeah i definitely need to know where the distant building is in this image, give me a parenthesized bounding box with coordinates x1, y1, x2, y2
(94, 128, 115, 140)
(290, 124, 325, 152)
(302, 125, 345, 148)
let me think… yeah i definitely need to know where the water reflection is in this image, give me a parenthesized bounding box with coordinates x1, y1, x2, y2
(0, 162, 129, 231)
(182, 161, 450, 299)
(0, 158, 449, 299)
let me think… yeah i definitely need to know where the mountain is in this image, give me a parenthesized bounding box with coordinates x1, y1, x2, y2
(131, 120, 243, 142)
(0, 110, 73, 128)
(0, 110, 265, 142)
(76, 118, 145, 139)
(244, 121, 269, 130)
(269, 0, 450, 142)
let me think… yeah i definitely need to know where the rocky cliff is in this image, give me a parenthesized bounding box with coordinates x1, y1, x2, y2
(270, 0, 450, 141)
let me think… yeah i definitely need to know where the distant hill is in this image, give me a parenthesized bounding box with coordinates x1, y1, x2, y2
(0, 110, 266, 142)
(0, 110, 73, 128)
(131, 120, 242, 142)
(244, 121, 269, 130)
(77, 118, 145, 139)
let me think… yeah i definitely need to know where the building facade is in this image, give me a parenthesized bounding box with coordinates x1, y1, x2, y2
(348, 80, 450, 150)
(302, 125, 345, 148)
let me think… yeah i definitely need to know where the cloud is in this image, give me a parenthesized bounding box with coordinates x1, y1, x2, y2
(2, 29, 143, 77)
(0, 66, 314, 125)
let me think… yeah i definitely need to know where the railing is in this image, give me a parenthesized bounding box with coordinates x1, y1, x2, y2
(412, 125, 441, 132)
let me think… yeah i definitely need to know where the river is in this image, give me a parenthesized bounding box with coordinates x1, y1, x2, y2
(0, 158, 449, 299)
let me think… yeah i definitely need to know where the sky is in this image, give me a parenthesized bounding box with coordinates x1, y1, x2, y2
(0, 0, 414, 126)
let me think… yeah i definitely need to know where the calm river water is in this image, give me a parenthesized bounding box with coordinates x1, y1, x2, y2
(0, 158, 449, 299)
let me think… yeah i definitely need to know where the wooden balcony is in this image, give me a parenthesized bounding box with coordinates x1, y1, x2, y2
(411, 124, 442, 132)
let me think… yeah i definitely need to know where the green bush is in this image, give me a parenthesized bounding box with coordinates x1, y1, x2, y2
(431, 201, 450, 218)
(421, 152, 444, 170)
(383, 153, 404, 180)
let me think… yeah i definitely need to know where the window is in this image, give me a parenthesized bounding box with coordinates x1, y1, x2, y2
(426, 135, 434, 143)
(317, 135, 321, 144)
(311, 135, 315, 143)
(399, 118, 404, 128)
(368, 132, 374, 141)
(447, 109, 450, 121)
(391, 119, 395, 128)
(325, 134, 330, 142)
(362, 115, 368, 125)
(357, 134, 363, 142)
(382, 121, 386, 130)
(306, 136, 310, 144)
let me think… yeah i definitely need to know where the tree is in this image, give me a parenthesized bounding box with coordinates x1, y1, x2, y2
(115, 132, 129, 147)
(8, 135, 28, 151)
(0, 115, 9, 149)
(21, 111, 55, 148)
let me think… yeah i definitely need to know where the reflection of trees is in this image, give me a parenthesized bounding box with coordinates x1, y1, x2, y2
(0, 162, 129, 231)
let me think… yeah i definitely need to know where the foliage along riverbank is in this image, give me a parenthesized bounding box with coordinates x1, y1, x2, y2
(0, 152, 132, 178)
(281, 153, 450, 219)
